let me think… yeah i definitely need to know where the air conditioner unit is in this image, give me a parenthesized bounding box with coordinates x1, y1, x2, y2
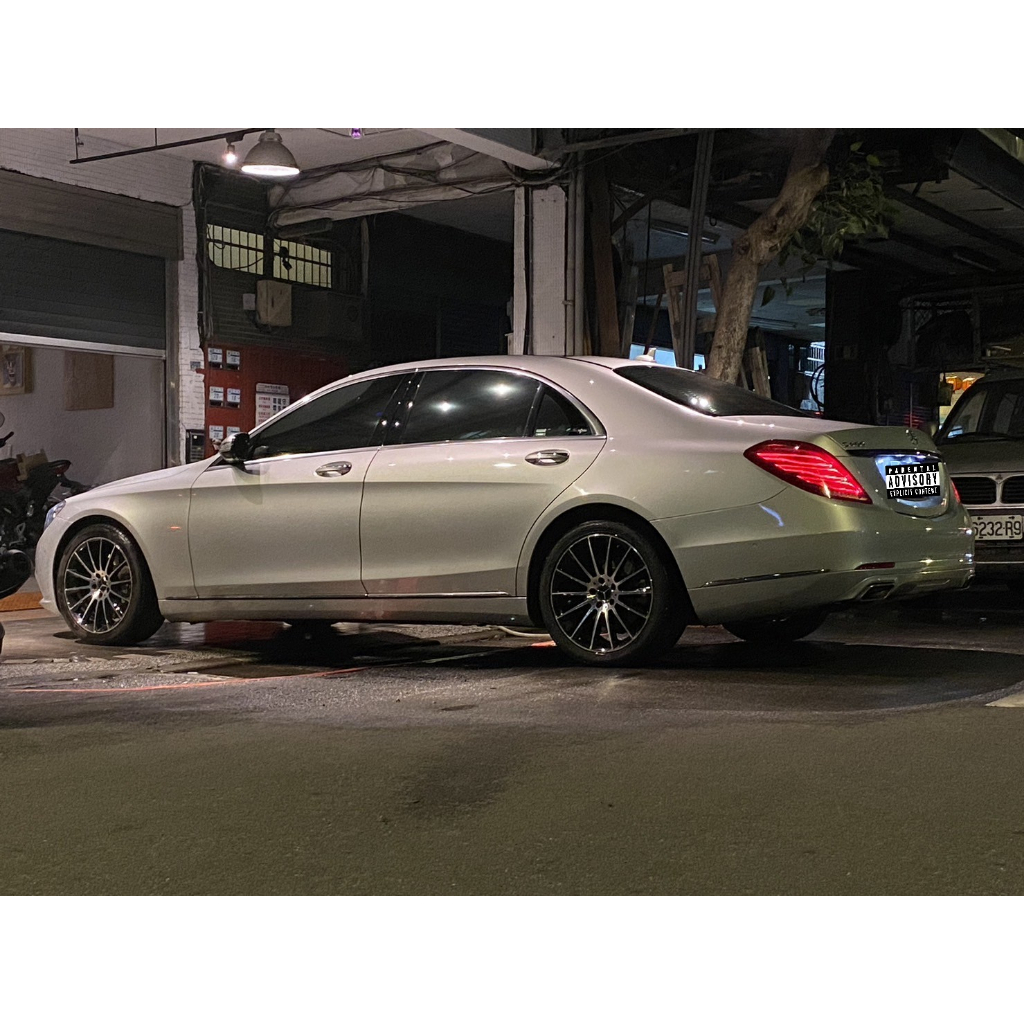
(256, 279, 292, 327)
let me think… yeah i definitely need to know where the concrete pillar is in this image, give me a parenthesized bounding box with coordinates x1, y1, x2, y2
(512, 171, 582, 357)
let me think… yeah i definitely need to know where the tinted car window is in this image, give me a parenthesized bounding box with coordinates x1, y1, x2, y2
(616, 364, 811, 418)
(531, 386, 593, 437)
(397, 370, 540, 444)
(250, 375, 403, 457)
(939, 379, 1024, 441)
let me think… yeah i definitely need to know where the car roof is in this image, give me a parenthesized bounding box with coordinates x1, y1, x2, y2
(970, 365, 1024, 381)
(351, 354, 641, 376)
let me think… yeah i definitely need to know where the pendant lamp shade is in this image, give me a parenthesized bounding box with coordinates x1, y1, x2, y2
(241, 131, 300, 177)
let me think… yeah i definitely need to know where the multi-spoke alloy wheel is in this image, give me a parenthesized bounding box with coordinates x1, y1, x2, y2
(549, 533, 653, 655)
(56, 523, 163, 645)
(62, 535, 134, 635)
(538, 519, 687, 666)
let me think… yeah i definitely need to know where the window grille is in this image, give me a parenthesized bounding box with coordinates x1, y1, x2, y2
(274, 240, 332, 289)
(206, 224, 264, 274)
(206, 224, 333, 289)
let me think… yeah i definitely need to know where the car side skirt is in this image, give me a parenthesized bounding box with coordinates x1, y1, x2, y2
(158, 595, 534, 627)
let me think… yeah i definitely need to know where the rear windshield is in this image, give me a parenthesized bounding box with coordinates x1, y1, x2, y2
(616, 365, 811, 418)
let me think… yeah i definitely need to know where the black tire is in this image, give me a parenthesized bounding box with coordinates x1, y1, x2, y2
(538, 518, 687, 667)
(55, 522, 163, 645)
(722, 608, 829, 644)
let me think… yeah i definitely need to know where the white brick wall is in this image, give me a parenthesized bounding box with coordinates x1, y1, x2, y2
(0, 128, 205, 463)
(0, 128, 193, 205)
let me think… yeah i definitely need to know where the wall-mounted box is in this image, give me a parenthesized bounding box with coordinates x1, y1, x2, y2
(256, 279, 292, 326)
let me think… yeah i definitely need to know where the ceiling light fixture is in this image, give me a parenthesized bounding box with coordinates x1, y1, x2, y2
(351, 128, 362, 139)
(241, 130, 301, 178)
(222, 142, 238, 167)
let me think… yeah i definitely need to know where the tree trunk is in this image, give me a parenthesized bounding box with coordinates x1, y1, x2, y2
(706, 129, 836, 384)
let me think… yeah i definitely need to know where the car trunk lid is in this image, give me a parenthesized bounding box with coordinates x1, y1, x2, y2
(734, 418, 951, 517)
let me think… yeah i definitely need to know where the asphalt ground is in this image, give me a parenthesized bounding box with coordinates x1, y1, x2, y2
(2, 587, 1024, 894)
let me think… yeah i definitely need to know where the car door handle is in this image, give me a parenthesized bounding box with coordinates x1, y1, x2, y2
(315, 461, 353, 477)
(525, 450, 570, 466)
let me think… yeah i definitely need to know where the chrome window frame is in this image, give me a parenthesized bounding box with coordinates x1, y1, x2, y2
(382, 366, 606, 449)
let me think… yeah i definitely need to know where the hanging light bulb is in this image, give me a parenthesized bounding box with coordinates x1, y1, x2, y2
(222, 142, 238, 166)
(241, 130, 300, 178)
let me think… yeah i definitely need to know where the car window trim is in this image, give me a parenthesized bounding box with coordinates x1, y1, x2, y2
(384, 367, 605, 447)
(230, 370, 410, 462)
(526, 383, 598, 439)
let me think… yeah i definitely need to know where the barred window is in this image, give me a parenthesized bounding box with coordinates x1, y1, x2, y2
(274, 240, 332, 289)
(206, 225, 264, 274)
(206, 224, 333, 289)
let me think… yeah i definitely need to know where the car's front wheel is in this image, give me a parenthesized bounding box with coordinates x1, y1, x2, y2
(538, 519, 687, 666)
(721, 608, 828, 644)
(55, 523, 164, 645)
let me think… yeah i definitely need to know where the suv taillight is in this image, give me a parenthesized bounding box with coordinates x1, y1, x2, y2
(745, 441, 871, 504)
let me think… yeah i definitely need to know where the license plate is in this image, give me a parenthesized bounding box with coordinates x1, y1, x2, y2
(974, 515, 1024, 541)
(885, 461, 941, 499)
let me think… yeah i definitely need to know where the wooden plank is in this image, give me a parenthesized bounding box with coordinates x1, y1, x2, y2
(620, 263, 639, 354)
(663, 263, 683, 356)
(643, 287, 664, 350)
(744, 329, 772, 397)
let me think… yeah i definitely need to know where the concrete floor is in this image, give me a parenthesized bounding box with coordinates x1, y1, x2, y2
(3, 590, 1024, 894)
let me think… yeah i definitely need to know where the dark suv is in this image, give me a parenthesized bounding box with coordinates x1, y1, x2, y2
(937, 369, 1024, 587)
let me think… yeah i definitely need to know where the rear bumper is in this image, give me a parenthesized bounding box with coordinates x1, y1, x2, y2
(655, 491, 974, 625)
(969, 542, 1024, 579)
(683, 560, 973, 624)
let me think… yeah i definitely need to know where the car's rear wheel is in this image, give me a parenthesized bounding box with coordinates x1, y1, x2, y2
(722, 608, 828, 644)
(538, 519, 687, 666)
(56, 523, 163, 645)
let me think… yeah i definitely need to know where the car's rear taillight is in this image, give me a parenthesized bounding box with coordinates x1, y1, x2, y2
(951, 479, 961, 502)
(745, 441, 871, 504)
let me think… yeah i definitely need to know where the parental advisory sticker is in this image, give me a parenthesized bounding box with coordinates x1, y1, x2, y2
(885, 461, 941, 499)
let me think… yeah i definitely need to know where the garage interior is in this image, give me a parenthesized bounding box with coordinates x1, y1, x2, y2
(4, 127, 1024, 482)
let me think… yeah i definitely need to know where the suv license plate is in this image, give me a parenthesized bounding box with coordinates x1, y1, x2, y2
(974, 515, 1024, 541)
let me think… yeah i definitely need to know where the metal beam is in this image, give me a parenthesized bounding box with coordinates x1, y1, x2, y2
(885, 184, 1024, 261)
(544, 129, 700, 157)
(676, 131, 715, 370)
(950, 130, 1024, 214)
(421, 129, 555, 171)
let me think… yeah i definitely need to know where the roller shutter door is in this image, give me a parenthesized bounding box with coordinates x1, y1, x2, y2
(0, 229, 165, 351)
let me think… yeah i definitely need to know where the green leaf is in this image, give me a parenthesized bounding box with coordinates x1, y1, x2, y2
(850, 141, 863, 152)
(761, 285, 776, 307)
(866, 153, 881, 167)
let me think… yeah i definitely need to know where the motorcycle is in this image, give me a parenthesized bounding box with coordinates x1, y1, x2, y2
(0, 412, 89, 599)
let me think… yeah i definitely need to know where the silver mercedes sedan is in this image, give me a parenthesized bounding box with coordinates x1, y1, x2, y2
(36, 356, 974, 666)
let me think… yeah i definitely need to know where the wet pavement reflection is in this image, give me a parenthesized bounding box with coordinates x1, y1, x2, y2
(3, 584, 1024, 719)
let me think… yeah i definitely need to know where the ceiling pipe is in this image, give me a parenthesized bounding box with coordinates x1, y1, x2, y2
(69, 129, 268, 165)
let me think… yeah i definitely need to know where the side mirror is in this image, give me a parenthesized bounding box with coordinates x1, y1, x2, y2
(218, 431, 251, 466)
